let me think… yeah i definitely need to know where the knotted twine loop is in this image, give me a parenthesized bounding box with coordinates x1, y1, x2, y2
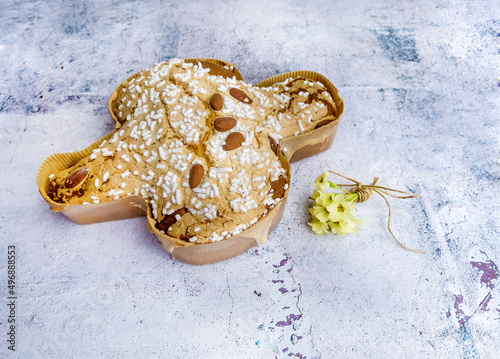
(328, 170, 425, 254)
(350, 176, 378, 202)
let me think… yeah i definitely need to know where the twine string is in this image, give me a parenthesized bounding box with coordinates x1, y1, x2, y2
(328, 170, 425, 254)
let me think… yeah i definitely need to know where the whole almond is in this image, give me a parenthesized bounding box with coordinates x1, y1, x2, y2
(270, 175, 286, 200)
(209, 93, 223, 111)
(189, 164, 205, 188)
(199, 61, 235, 79)
(179, 235, 192, 242)
(268, 136, 278, 155)
(213, 117, 236, 132)
(156, 207, 187, 232)
(223, 132, 245, 151)
(315, 119, 333, 129)
(65, 167, 88, 188)
(230, 88, 253, 104)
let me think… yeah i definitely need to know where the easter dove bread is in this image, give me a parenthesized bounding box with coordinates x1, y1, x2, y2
(38, 58, 343, 264)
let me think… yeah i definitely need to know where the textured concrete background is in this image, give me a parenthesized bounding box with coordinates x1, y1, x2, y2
(1, 0, 499, 358)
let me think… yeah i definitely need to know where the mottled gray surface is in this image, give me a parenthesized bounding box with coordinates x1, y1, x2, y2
(1, 0, 499, 358)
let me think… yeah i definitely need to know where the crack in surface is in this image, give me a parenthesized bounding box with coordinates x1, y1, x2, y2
(225, 268, 236, 341)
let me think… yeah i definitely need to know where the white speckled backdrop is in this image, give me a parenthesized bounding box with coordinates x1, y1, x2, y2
(1, 0, 499, 358)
